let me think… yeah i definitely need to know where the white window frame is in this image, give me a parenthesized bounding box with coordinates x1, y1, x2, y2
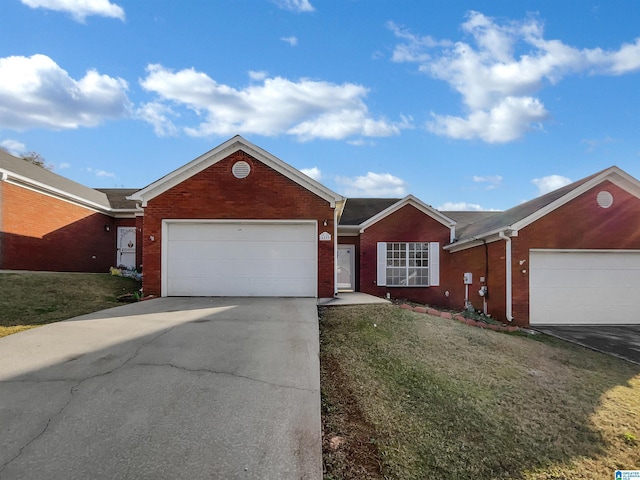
(377, 242, 440, 287)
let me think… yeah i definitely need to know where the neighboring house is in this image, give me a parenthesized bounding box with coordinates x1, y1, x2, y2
(0, 149, 140, 272)
(3, 137, 640, 327)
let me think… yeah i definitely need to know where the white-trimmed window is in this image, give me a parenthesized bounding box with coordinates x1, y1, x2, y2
(377, 242, 440, 287)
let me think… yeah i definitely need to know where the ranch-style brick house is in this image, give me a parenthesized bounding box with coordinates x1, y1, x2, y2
(2, 136, 640, 327)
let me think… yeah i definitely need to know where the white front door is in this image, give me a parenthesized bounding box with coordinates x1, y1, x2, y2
(337, 245, 355, 291)
(117, 227, 137, 270)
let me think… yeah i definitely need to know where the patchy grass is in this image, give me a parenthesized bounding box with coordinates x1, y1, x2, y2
(0, 272, 141, 337)
(320, 305, 640, 480)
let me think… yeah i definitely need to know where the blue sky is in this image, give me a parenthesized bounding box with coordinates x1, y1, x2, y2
(1, 0, 640, 211)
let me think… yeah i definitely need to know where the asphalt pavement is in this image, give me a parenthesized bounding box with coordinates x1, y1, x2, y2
(0, 297, 322, 479)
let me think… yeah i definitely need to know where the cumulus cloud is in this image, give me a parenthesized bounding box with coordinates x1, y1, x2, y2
(438, 202, 487, 211)
(86, 167, 116, 178)
(20, 0, 125, 22)
(300, 167, 322, 181)
(473, 174, 503, 190)
(281, 36, 298, 46)
(273, 0, 314, 13)
(390, 11, 640, 143)
(139, 65, 409, 141)
(532, 174, 572, 195)
(335, 172, 407, 197)
(0, 139, 26, 156)
(0, 54, 131, 131)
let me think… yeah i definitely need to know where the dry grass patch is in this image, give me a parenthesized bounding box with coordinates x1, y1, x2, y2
(320, 305, 640, 479)
(0, 272, 141, 337)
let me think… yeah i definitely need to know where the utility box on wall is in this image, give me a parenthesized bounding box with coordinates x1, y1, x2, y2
(463, 272, 473, 284)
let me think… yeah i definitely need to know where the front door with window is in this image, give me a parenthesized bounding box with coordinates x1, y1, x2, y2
(117, 226, 137, 270)
(337, 245, 355, 291)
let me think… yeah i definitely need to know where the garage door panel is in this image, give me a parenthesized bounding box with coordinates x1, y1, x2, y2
(169, 241, 314, 261)
(165, 222, 317, 297)
(169, 223, 313, 243)
(530, 250, 640, 325)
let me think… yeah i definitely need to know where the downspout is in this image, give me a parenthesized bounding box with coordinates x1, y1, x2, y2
(499, 231, 514, 322)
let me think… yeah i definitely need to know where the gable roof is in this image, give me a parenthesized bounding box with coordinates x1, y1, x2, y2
(356, 195, 457, 241)
(339, 198, 401, 225)
(95, 188, 140, 210)
(129, 135, 344, 207)
(445, 166, 640, 250)
(0, 149, 112, 211)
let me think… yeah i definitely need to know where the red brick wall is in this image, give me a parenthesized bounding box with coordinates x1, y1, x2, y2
(0, 182, 117, 272)
(448, 181, 640, 326)
(511, 181, 640, 325)
(142, 150, 335, 297)
(448, 240, 508, 321)
(359, 204, 453, 307)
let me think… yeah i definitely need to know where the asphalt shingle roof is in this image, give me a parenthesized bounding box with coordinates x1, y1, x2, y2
(0, 149, 112, 210)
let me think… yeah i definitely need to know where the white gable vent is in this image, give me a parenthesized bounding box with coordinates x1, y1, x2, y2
(232, 161, 251, 179)
(597, 190, 613, 209)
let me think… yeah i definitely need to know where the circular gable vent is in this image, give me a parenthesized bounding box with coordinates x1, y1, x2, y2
(597, 190, 613, 209)
(232, 161, 251, 179)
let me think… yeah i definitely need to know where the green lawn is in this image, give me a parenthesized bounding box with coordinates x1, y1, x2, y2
(0, 272, 141, 337)
(320, 305, 640, 480)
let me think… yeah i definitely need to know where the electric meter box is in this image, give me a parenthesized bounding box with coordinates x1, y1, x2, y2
(463, 272, 473, 284)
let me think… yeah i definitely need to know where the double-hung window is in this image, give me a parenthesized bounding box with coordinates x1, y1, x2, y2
(377, 242, 440, 287)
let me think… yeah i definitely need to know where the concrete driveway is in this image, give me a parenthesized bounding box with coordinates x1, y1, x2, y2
(534, 325, 640, 365)
(0, 297, 322, 480)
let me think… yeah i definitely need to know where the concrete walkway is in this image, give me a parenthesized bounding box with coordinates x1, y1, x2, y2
(317, 292, 390, 307)
(0, 297, 321, 480)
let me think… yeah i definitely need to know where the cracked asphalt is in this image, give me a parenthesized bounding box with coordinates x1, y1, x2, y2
(0, 297, 322, 480)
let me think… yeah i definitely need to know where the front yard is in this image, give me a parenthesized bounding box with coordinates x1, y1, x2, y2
(0, 272, 141, 337)
(320, 305, 640, 479)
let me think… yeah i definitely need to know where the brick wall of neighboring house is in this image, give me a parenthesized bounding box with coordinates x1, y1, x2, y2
(509, 180, 640, 325)
(359, 204, 453, 307)
(141, 150, 336, 297)
(448, 240, 508, 322)
(0, 182, 116, 272)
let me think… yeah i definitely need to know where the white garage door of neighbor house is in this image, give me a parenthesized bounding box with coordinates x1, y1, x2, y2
(165, 222, 317, 297)
(530, 250, 640, 325)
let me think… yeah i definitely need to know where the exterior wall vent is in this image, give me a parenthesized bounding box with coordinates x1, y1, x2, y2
(232, 161, 251, 179)
(596, 190, 613, 209)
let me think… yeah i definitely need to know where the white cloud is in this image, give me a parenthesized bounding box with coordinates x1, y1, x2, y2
(249, 70, 268, 81)
(136, 101, 178, 137)
(390, 11, 640, 143)
(21, 0, 125, 22)
(273, 0, 314, 13)
(58, 162, 71, 169)
(139, 64, 409, 141)
(95, 169, 115, 177)
(0, 139, 26, 155)
(472, 174, 503, 190)
(0, 54, 131, 131)
(532, 174, 572, 195)
(300, 167, 322, 181)
(281, 36, 298, 46)
(335, 172, 407, 197)
(438, 202, 486, 211)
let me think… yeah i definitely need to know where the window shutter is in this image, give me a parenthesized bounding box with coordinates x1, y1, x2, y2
(429, 242, 440, 286)
(377, 242, 387, 286)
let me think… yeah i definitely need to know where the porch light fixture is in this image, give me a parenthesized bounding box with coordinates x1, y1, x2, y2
(104, 224, 110, 232)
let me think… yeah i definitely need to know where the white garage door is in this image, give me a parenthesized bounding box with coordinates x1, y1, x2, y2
(530, 250, 640, 325)
(164, 221, 317, 297)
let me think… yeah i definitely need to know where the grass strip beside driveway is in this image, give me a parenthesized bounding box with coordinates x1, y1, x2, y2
(0, 272, 141, 337)
(320, 305, 640, 480)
